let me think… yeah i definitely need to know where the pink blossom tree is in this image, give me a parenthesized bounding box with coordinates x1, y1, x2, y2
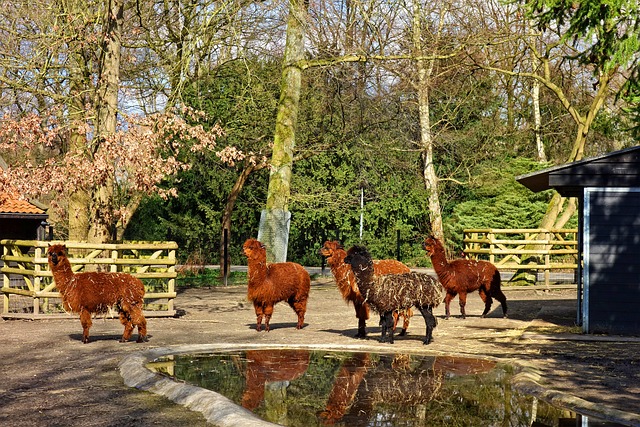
(0, 107, 250, 242)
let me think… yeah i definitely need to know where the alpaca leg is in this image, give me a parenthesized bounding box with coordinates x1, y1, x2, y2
(443, 292, 456, 319)
(254, 303, 265, 332)
(131, 306, 148, 342)
(354, 301, 368, 338)
(400, 309, 412, 336)
(79, 309, 93, 344)
(418, 306, 437, 345)
(292, 299, 307, 329)
(493, 289, 508, 318)
(479, 289, 494, 318)
(119, 309, 135, 342)
(263, 305, 274, 332)
(458, 292, 468, 319)
(380, 312, 395, 344)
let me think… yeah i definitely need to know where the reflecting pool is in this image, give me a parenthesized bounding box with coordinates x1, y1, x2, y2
(147, 350, 626, 427)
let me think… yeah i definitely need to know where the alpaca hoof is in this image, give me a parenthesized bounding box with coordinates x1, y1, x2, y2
(136, 336, 148, 343)
(82, 337, 90, 344)
(398, 329, 407, 336)
(380, 337, 394, 344)
(422, 338, 433, 345)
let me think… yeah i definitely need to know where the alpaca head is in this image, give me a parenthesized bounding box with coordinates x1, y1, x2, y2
(47, 244, 68, 266)
(343, 245, 374, 281)
(243, 238, 266, 261)
(422, 236, 442, 256)
(319, 240, 344, 259)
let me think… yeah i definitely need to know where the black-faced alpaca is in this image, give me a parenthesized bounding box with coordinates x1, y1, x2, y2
(320, 240, 412, 338)
(423, 236, 507, 319)
(344, 245, 443, 345)
(243, 238, 311, 331)
(47, 244, 147, 344)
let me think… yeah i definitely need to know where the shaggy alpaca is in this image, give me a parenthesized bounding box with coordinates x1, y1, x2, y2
(243, 238, 310, 331)
(423, 236, 508, 319)
(320, 240, 412, 338)
(344, 245, 443, 345)
(46, 244, 147, 344)
(321, 353, 442, 424)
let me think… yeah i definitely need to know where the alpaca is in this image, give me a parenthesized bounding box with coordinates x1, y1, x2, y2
(46, 244, 147, 344)
(320, 240, 412, 338)
(241, 350, 310, 410)
(423, 236, 508, 319)
(243, 238, 310, 331)
(344, 245, 443, 344)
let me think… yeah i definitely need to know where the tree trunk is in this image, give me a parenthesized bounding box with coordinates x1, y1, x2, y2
(87, 0, 123, 243)
(68, 77, 91, 241)
(536, 69, 614, 229)
(219, 163, 265, 270)
(258, 0, 308, 262)
(532, 78, 547, 163)
(413, 0, 444, 241)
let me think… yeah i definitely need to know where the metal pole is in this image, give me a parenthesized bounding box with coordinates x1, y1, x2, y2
(359, 187, 364, 242)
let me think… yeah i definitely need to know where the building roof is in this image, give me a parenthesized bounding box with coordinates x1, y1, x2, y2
(0, 192, 46, 216)
(516, 145, 640, 197)
(0, 155, 48, 218)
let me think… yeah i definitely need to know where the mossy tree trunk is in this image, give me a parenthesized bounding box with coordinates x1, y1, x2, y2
(258, 0, 308, 262)
(87, 0, 124, 244)
(413, 0, 445, 241)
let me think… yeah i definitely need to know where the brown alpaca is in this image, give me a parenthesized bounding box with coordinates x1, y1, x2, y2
(243, 238, 310, 331)
(319, 352, 371, 424)
(320, 240, 412, 338)
(241, 350, 310, 410)
(46, 244, 147, 344)
(423, 236, 507, 319)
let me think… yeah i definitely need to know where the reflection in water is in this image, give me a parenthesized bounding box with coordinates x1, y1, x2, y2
(148, 350, 626, 427)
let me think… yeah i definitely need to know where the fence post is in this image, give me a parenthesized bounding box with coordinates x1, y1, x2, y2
(34, 246, 42, 315)
(168, 248, 176, 313)
(488, 231, 495, 264)
(3, 243, 9, 314)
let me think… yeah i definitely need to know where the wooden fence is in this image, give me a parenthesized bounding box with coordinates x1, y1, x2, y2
(1, 240, 178, 319)
(462, 229, 578, 286)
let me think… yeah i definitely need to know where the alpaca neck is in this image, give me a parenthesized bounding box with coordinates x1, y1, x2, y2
(50, 258, 74, 292)
(328, 251, 352, 283)
(246, 256, 268, 287)
(429, 244, 452, 279)
(352, 260, 375, 293)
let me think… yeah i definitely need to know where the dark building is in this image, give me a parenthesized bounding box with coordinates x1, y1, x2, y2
(517, 145, 640, 334)
(0, 193, 49, 241)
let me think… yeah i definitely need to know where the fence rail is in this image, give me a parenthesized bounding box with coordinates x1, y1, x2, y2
(1, 239, 178, 319)
(462, 228, 578, 286)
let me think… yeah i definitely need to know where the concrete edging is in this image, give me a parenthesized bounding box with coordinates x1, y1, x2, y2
(512, 364, 640, 427)
(120, 343, 638, 427)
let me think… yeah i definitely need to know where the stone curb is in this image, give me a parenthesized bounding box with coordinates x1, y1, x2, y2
(120, 342, 639, 426)
(512, 364, 640, 427)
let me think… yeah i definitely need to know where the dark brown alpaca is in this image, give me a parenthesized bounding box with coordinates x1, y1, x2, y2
(320, 240, 412, 338)
(243, 238, 310, 331)
(423, 236, 507, 319)
(344, 245, 442, 345)
(47, 244, 147, 343)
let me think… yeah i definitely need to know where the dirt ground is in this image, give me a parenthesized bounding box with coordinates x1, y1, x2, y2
(1, 276, 639, 426)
